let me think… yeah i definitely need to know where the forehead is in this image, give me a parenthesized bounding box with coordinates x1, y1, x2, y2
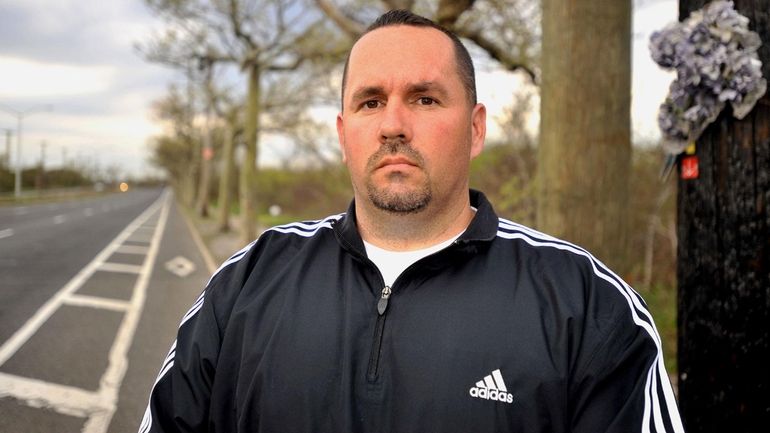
(346, 25, 458, 94)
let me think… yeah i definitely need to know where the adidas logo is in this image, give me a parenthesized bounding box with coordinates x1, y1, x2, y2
(469, 369, 514, 404)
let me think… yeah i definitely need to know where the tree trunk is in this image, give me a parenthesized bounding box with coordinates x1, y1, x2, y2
(538, 0, 632, 274)
(677, 1, 770, 431)
(195, 65, 215, 218)
(217, 122, 236, 233)
(239, 64, 260, 243)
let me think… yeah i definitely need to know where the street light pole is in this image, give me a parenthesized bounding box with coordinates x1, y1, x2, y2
(15, 113, 22, 197)
(0, 104, 52, 197)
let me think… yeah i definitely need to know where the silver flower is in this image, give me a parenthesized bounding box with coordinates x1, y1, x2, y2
(649, 0, 766, 154)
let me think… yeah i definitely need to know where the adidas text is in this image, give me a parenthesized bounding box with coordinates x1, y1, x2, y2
(469, 386, 514, 403)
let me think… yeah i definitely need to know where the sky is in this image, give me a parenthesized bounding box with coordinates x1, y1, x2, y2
(0, 0, 678, 178)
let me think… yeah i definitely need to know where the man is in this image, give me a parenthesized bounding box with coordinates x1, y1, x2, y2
(140, 10, 684, 433)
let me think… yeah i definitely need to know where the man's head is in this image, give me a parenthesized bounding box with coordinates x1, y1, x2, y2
(341, 9, 477, 111)
(337, 10, 486, 220)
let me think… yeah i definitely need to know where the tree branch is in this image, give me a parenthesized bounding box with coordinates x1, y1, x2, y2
(435, 0, 476, 27)
(228, 0, 258, 51)
(382, 0, 415, 10)
(455, 27, 538, 83)
(314, 0, 365, 38)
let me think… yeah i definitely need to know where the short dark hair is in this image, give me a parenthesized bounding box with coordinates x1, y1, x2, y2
(340, 9, 477, 110)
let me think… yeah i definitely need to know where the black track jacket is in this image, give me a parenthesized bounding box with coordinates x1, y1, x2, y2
(140, 190, 684, 433)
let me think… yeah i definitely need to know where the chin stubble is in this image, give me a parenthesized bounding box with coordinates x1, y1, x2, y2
(364, 138, 432, 214)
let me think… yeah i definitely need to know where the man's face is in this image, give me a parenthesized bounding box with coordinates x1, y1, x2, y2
(337, 25, 485, 215)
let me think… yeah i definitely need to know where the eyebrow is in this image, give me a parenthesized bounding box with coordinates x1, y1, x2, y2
(405, 81, 449, 99)
(350, 86, 386, 105)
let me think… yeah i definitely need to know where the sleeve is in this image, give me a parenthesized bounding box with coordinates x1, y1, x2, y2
(137, 240, 255, 433)
(137, 288, 222, 433)
(569, 275, 685, 433)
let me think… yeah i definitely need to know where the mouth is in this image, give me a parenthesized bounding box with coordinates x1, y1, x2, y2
(376, 156, 418, 170)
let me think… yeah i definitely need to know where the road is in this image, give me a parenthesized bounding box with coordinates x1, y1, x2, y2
(0, 188, 217, 433)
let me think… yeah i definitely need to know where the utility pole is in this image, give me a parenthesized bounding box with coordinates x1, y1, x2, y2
(0, 104, 52, 197)
(676, 1, 770, 431)
(36, 140, 47, 190)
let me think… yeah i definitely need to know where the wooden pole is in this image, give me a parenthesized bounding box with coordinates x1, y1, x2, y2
(676, 1, 770, 431)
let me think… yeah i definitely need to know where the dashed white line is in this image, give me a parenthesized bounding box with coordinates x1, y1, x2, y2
(53, 215, 66, 224)
(64, 295, 131, 312)
(0, 228, 14, 239)
(99, 262, 143, 274)
(0, 372, 108, 418)
(13, 207, 28, 216)
(115, 245, 150, 255)
(84, 208, 94, 217)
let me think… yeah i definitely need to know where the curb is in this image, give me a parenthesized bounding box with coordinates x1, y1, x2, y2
(176, 200, 218, 274)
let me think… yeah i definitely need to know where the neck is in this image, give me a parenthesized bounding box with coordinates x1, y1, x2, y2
(355, 191, 474, 251)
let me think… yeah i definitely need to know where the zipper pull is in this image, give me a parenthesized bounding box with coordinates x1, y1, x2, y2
(377, 286, 391, 315)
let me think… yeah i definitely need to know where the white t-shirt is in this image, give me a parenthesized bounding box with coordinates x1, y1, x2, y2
(363, 234, 462, 287)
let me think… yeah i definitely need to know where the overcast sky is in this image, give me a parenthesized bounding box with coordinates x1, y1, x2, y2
(0, 0, 677, 178)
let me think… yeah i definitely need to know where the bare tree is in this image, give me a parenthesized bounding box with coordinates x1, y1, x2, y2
(149, 84, 201, 206)
(141, 0, 349, 242)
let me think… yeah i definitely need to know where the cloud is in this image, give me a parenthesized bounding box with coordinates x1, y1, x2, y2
(0, 57, 115, 98)
(0, 0, 156, 66)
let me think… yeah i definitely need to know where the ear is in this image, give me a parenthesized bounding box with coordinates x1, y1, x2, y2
(469, 103, 486, 159)
(336, 112, 347, 163)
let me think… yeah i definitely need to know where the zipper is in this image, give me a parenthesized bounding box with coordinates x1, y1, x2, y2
(367, 285, 391, 382)
(362, 240, 464, 382)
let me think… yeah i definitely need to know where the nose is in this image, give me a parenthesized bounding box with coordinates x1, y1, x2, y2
(378, 100, 412, 143)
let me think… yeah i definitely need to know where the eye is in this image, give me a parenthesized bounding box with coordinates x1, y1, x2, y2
(363, 100, 381, 109)
(418, 97, 436, 105)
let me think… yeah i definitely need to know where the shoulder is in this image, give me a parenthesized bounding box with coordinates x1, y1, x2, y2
(493, 217, 602, 285)
(493, 217, 656, 337)
(201, 213, 345, 303)
(215, 212, 345, 277)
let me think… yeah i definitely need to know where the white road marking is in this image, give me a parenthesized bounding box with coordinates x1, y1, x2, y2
(84, 208, 94, 217)
(53, 215, 66, 224)
(0, 228, 14, 240)
(115, 245, 150, 255)
(0, 372, 109, 418)
(99, 262, 143, 274)
(0, 190, 172, 433)
(13, 207, 28, 216)
(165, 256, 196, 278)
(127, 235, 153, 244)
(64, 295, 131, 312)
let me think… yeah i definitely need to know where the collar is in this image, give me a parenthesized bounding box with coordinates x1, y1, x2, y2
(331, 189, 499, 259)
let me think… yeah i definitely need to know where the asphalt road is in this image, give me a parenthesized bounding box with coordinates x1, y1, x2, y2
(0, 188, 215, 433)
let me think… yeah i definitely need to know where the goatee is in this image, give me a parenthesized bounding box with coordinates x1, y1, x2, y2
(365, 138, 432, 214)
